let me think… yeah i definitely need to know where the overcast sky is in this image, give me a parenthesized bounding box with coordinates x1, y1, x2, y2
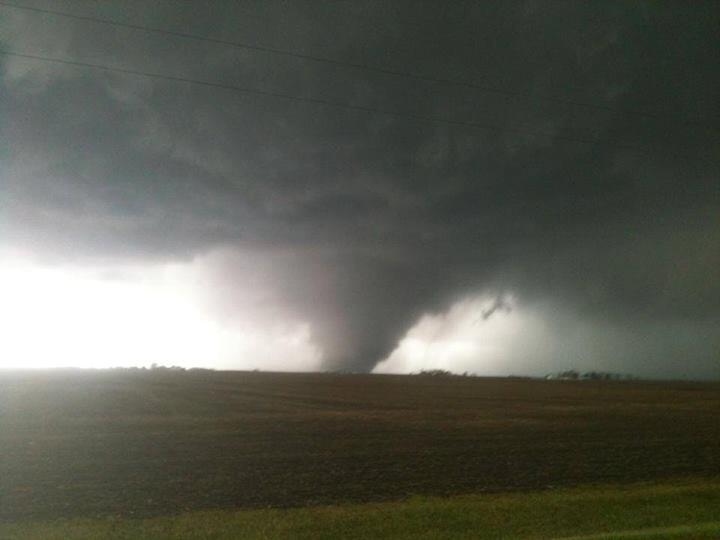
(1, 1, 718, 378)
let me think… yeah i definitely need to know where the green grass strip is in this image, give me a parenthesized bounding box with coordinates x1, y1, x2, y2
(2, 479, 719, 539)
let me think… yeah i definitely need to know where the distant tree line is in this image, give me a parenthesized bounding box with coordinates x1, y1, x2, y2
(416, 369, 455, 377)
(546, 370, 638, 381)
(107, 365, 215, 373)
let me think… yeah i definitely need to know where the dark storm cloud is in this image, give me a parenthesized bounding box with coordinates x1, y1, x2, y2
(1, 0, 719, 373)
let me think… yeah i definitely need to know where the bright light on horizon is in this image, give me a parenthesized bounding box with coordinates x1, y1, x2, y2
(0, 256, 321, 371)
(374, 295, 548, 376)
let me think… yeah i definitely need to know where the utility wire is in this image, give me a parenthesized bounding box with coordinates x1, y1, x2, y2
(1, 49, 705, 162)
(0, 0, 712, 127)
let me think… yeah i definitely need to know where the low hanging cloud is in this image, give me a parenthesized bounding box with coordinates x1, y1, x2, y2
(1, 1, 719, 376)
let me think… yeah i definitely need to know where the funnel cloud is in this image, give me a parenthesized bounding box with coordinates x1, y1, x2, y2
(1, 1, 718, 376)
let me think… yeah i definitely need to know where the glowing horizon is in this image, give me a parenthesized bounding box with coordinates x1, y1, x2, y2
(0, 255, 322, 371)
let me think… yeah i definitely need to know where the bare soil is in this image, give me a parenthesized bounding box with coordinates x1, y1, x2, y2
(1, 370, 719, 521)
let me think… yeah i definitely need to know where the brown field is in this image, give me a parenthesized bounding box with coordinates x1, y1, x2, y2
(1, 369, 719, 522)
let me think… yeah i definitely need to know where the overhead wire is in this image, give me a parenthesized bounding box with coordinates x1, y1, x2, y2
(0, 0, 713, 127)
(3, 49, 713, 164)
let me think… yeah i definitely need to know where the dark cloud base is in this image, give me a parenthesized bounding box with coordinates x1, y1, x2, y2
(2, 1, 719, 373)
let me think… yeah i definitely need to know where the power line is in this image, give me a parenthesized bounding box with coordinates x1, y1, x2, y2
(0, 0, 711, 127)
(1, 48, 702, 161)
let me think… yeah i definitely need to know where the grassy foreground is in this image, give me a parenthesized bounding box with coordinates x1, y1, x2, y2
(2, 479, 719, 539)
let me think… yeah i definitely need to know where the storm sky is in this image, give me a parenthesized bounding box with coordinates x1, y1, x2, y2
(1, 1, 719, 378)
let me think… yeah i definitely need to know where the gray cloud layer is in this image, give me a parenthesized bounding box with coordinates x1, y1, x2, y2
(2, 1, 719, 374)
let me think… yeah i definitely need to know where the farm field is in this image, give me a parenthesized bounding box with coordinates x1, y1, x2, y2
(1, 369, 720, 524)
